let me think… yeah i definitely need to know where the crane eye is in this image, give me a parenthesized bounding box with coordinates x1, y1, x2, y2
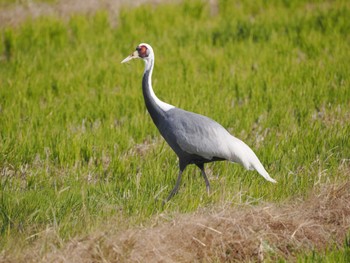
(137, 45, 148, 58)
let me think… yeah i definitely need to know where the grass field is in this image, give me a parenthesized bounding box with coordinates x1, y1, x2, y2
(0, 0, 349, 261)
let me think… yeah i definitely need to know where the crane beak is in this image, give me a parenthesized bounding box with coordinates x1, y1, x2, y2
(121, 50, 138, 63)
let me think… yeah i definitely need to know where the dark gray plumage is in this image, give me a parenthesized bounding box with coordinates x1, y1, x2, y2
(122, 43, 276, 203)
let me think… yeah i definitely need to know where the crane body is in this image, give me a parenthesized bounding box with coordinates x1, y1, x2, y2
(122, 43, 276, 202)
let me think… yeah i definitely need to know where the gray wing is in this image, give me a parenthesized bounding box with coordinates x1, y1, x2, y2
(164, 108, 233, 160)
(160, 108, 278, 184)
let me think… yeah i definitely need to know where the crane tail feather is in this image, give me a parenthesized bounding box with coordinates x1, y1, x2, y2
(252, 161, 277, 183)
(227, 136, 277, 183)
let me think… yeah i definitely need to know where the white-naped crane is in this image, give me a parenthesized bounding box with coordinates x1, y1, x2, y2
(121, 43, 276, 203)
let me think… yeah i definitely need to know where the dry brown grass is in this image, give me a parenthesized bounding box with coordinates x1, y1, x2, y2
(2, 182, 349, 262)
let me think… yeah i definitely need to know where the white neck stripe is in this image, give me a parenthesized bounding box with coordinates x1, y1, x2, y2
(145, 58, 175, 112)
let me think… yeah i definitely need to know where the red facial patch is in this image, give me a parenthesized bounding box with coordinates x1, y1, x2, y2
(138, 45, 148, 58)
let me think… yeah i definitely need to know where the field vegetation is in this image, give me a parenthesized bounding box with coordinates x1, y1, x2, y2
(0, 0, 349, 261)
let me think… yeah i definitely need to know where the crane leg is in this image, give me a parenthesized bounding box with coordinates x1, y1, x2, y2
(196, 163, 210, 194)
(163, 162, 187, 204)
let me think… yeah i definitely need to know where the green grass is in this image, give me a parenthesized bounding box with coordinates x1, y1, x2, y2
(0, 0, 349, 258)
(299, 237, 350, 263)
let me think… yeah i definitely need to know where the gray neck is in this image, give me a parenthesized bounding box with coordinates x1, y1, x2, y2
(142, 59, 165, 126)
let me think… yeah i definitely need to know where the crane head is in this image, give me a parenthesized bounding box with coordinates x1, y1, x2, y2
(121, 43, 153, 63)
